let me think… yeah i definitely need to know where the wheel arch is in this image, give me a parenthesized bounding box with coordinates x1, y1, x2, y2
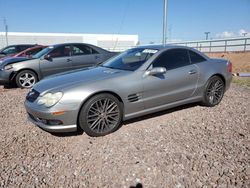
(10, 68, 39, 82)
(76, 90, 124, 129)
(210, 73, 226, 86)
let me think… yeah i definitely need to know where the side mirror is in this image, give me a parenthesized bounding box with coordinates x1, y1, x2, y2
(44, 54, 52, 61)
(146, 67, 167, 76)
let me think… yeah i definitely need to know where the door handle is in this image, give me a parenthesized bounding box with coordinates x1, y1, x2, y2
(188, 70, 197, 75)
(67, 59, 72, 62)
(95, 56, 100, 59)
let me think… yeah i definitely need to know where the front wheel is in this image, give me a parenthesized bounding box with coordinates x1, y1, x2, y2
(202, 76, 225, 107)
(78, 93, 123, 137)
(15, 70, 38, 88)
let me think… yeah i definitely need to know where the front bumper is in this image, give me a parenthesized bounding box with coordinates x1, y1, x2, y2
(225, 73, 233, 92)
(0, 69, 11, 85)
(25, 101, 78, 133)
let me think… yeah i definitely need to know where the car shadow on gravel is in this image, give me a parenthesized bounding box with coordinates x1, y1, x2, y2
(51, 129, 84, 137)
(50, 102, 199, 137)
(122, 102, 199, 126)
(0, 84, 20, 91)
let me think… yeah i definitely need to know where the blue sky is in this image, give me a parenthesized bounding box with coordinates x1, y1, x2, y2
(0, 0, 249, 43)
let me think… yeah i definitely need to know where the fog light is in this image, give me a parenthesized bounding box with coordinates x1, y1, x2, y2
(37, 117, 63, 125)
(47, 120, 63, 125)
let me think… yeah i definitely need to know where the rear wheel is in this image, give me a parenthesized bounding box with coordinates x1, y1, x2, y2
(78, 93, 123, 137)
(15, 70, 38, 88)
(202, 76, 225, 107)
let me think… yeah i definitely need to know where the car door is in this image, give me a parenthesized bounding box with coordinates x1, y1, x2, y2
(142, 48, 199, 109)
(71, 44, 103, 69)
(39, 45, 72, 77)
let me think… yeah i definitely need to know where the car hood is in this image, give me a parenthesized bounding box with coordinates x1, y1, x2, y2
(33, 66, 130, 93)
(0, 57, 31, 68)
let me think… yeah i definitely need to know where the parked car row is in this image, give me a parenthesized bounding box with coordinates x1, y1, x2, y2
(0, 43, 117, 88)
(0, 44, 37, 58)
(0, 42, 233, 137)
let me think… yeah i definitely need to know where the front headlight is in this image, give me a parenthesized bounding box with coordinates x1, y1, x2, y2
(4, 64, 13, 70)
(37, 92, 63, 107)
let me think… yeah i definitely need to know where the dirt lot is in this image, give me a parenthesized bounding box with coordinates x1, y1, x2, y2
(0, 85, 249, 188)
(206, 52, 250, 73)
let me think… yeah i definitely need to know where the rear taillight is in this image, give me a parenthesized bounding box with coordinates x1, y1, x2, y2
(227, 61, 232, 73)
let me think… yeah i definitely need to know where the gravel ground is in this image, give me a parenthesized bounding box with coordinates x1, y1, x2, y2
(0, 84, 249, 188)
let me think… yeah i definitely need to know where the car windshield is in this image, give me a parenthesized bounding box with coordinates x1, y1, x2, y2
(32, 46, 53, 59)
(1, 46, 16, 55)
(101, 48, 159, 71)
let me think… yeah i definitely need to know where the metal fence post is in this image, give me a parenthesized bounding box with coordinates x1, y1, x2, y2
(224, 41, 227, 52)
(244, 39, 247, 52)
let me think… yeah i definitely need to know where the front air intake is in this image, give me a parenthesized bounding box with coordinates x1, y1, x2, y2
(26, 89, 40, 102)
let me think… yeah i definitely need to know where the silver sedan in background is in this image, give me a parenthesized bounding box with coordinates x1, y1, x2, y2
(25, 45, 232, 137)
(0, 43, 116, 88)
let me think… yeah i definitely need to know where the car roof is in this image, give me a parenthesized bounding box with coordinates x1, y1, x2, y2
(8, 44, 36, 47)
(23, 45, 47, 50)
(136, 44, 192, 50)
(51, 43, 95, 47)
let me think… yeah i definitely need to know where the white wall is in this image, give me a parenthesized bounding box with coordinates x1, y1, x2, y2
(0, 32, 139, 51)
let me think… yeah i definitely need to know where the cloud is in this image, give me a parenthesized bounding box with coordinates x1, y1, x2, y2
(215, 29, 250, 39)
(238, 29, 250, 37)
(168, 38, 182, 43)
(215, 31, 235, 38)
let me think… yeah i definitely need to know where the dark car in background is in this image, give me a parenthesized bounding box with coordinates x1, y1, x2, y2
(0, 44, 37, 58)
(12, 45, 47, 58)
(0, 45, 47, 70)
(0, 43, 117, 88)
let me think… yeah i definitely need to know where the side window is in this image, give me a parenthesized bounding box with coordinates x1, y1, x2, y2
(2, 46, 17, 54)
(189, 50, 206, 64)
(72, 45, 98, 56)
(26, 48, 43, 56)
(48, 45, 71, 58)
(153, 49, 190, 70)
(19, 46, 30, 51)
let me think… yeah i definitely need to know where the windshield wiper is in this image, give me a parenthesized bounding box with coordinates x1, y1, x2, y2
(103, 65, 133, 71)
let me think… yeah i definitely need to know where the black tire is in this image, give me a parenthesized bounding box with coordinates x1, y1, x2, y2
(202, 75, 225, 107)
(78, 93, 123, 137)
(15, 70, 38, 89)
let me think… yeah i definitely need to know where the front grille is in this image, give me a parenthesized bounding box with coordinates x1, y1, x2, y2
(26, 89, 40, 102)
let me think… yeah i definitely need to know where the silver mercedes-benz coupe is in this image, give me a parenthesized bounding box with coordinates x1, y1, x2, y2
(25, 45, 232, 137)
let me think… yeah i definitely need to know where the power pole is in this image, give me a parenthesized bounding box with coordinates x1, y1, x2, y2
(204, 32, 210, 40)
(162, 0, 168, 45)
(242, 32, 248, 37)
(3, 18, 8, 46)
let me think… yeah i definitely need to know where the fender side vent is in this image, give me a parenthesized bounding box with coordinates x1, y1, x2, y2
(128, 94, 140, 102)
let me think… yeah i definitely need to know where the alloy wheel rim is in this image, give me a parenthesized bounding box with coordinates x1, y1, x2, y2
(206, 79, 224, 105)
(87, 98, 120, 134)
(19, 73, 36, 88)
